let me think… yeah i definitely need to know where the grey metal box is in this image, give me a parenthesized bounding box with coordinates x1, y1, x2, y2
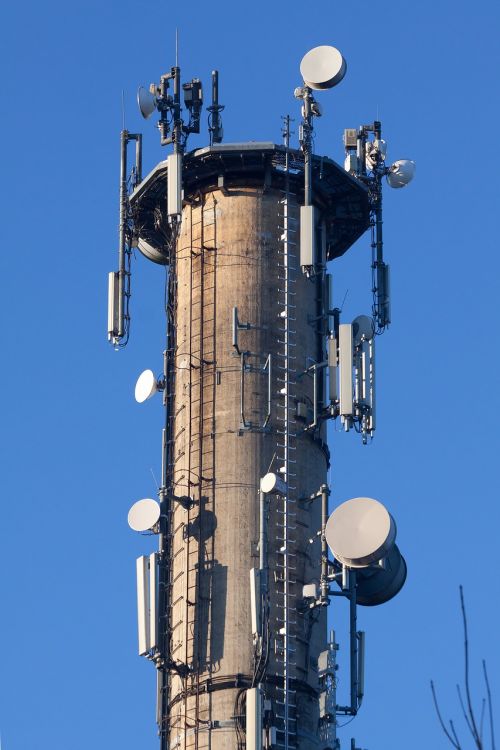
(343, 128, 357, 148)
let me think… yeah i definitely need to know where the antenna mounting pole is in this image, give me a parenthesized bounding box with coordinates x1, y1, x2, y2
(208, 70, 224, 145)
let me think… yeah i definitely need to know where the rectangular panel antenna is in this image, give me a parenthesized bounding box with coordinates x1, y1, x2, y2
(339, 324, 353, 416)
(250, 568, 261, 638)
(107, 271, 120, 341)
(328, 337, 338, 403)
(149, 552, 158, 651)
(246, 687, 263, 750)
(167, 153, 183, 217)
(300, 205, 316, 267)
(136, 556, 150, 656)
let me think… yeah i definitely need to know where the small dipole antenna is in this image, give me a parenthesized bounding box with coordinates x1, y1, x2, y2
(175, 28, 179, 67)
(121, 90, 126, 131)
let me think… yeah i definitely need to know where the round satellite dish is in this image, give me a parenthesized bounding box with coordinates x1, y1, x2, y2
(386, 159, 416, 188)
(300, 46, 347, 90)
(137, 86, 157, 119)
(135, 369, 158, 403)
(260, 472, 287, 495)
(352, 315, 375, 346)
(325, 497, 396, 568)
(127, 498, 161, 532)
(355, 544, 407, 606)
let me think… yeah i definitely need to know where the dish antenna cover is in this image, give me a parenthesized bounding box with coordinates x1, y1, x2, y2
(300, 45, 347, 90)
(386, 159, 416, 188)
(137, 86, 157, 119)
(352, 315, 375, 346)
(135, 369, 158, 403)
(260, 472, 287, 495)
(128, 498, 161, 532)
(325, 497, 396, 568)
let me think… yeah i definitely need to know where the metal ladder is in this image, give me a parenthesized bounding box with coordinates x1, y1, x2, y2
(274, 126, 299, 749)
(183, 197, 217, 750)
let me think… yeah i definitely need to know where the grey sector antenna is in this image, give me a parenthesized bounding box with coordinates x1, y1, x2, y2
(300, 45, 347, 90)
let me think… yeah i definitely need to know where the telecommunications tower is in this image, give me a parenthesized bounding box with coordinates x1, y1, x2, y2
(108, 44, 414, 750)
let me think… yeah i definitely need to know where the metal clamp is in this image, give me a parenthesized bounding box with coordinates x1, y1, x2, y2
(232, 307, 267, 355)
(240, 352, 272, 432)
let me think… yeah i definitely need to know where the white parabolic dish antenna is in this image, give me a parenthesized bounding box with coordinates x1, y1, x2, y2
(300, 45, 347, 90)
(135, 369, 157, 403)
(260, 472, 287, 496)
(386, 159, 416, 188)
(325, 497, 396, 568)
(137, 86, 157, 119)
(128, 498, 161, 532)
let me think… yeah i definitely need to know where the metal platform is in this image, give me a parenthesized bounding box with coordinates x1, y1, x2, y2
(129, 142, 370, 265)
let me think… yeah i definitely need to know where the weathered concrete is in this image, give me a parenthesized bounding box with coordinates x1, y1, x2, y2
(166, 186, 328, 750)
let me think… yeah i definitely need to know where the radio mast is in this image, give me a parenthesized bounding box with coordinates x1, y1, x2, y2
(109, 44, 415, 750)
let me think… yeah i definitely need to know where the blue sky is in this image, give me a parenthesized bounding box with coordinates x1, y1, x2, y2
(1, 1, 499, 748)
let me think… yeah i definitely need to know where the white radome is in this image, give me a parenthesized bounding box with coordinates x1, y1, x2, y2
(325, 496, 396, 568)
(127, 498, 161, 532)
(387, 159, 416, 188)
(135, 369, 157, 403)
(300, 45, 347, 90)
(137, 86, 157, 119)
(260, 472, 287, 495)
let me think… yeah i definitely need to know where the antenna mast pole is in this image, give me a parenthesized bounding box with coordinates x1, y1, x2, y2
(118, 129, 128, 340)
(302, 91, 313, 206)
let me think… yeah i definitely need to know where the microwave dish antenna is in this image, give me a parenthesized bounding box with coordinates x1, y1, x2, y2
(325, 496, 396, 568)
(355, 543, 407, 606)
(352, 315, 375, 346)
(300, 45, 347, 90)
(127, 498, 161, 532)
(137, 86, 157, 119)
(135, 369, 160, 403)
(260, 472, 287, 496)
(386, 159, 416, 188)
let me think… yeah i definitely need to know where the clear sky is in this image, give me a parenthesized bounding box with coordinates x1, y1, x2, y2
(1, 1, 499, 749)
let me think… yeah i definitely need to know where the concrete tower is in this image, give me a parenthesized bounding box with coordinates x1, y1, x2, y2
(112, 49, 413, 750)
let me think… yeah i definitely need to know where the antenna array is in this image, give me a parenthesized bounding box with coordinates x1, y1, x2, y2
(109, 42, 415, 750)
